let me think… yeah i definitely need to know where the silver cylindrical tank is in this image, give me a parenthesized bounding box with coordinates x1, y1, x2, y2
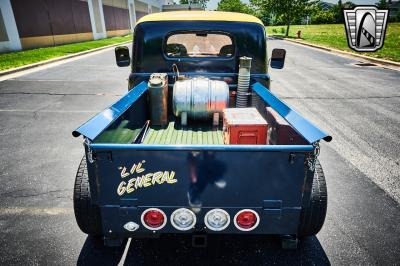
(148, 73, 168, 126)
(173, 77, 229, 120)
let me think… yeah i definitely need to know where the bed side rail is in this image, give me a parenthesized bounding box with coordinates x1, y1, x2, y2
(251, 82, 332, 143)
(72, 81, 148, 140)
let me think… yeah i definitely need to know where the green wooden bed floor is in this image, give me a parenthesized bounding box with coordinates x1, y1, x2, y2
(94, 120, 141, 144)
(94, 120, 224, 145)
(143, 121, 224, 145)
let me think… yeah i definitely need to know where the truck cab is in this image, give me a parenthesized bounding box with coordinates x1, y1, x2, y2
(73, 11, 331, 249)
(126, 12, 269, 88)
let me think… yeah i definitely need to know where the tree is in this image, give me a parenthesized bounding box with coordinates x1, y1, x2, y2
(217, 0, 253, 13)
(377, 0, 389, 9)
(251, 0, 318, 36)
(342, 1, 355, 9)
(311, 7, 336, 24)
(254, 8, 272, 25)
(179, 0, 209, 9)
(332, 0, 344, 23)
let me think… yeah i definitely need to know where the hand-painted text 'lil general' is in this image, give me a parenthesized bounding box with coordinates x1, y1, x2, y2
(117, 160, 177, 196)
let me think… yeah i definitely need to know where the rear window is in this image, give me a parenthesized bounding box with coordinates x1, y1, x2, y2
(165, 32, 234, 58)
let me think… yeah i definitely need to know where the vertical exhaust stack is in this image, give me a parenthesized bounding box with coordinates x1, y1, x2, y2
(236, 56, 252, 108)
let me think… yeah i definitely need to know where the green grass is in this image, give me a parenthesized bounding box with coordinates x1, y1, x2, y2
(267, 23, 400, 62)
(0, 34, 132, 71)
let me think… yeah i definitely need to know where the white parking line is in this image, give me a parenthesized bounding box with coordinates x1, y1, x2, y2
(0, 207, 72, 215)
(118, 238, 132, 266)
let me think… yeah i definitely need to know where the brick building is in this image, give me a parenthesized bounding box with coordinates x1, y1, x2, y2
(0, 0, 168, 53)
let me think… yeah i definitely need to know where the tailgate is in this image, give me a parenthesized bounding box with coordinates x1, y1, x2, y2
(91, 145, 311, 208)
(87, 144, 313, 235)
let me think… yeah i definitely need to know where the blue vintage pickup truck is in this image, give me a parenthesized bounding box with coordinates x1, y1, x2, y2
(72, 11, 331, 249)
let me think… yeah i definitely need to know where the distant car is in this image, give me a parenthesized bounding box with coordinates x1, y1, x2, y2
(72, 11, 332, 249)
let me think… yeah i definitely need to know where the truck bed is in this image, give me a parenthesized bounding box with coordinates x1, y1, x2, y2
(75, 81, 331, 146)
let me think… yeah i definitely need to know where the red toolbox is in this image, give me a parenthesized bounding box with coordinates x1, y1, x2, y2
(223, 108, 268, 145)
(265, 107, 308, 145)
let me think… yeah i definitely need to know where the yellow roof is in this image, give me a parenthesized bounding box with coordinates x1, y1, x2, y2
(136, 11, 264, 26)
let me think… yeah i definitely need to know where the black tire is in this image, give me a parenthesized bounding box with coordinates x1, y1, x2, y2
(73, 156, 103, 236)
(298, 160, 327, 237)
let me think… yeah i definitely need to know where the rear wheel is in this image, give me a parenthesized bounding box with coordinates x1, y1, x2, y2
(73, 156, 103, 236)
(298, 160, 327, 237)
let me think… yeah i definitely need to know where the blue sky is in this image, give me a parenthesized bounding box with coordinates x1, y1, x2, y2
(206, 0, 378, 10)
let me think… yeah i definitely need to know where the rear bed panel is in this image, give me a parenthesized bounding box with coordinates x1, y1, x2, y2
(89, 144, 311, 235)
(92, 147, 309, 207)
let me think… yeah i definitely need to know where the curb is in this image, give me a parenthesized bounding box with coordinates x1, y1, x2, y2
(281, 38, 400, 70)
(0, 40, 132, 77)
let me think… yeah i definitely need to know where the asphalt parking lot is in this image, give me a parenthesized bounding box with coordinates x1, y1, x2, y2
(0, 39, 399, 265)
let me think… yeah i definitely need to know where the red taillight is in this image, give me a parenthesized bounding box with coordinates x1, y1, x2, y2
(234, 209, 259, 231)
(141, 208, 167, 230)
(144, 211, 164, 227)
(236, 211, 257, 228)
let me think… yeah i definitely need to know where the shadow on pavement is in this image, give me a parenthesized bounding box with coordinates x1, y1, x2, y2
(77, 236, 126, 265)
(77, 234, 330, 265)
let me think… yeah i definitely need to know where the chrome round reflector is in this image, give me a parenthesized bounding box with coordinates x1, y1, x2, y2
(171, 208, 196, 231)
(204, 209, 230, 231)
(234, 209, 260, 231)
(140, 208, 167, 230)
(170, 208, 196, 231)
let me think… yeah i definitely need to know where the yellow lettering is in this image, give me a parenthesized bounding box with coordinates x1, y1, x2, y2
(143, 173, 153, 187)
(136, 162, 145, 173)
(117, 161, 179, 196)
(167, 171, 177, 184)
(120, 167, 130, 178)
(130, 164, 137, 174)
(135, 176, 144, 189)
(152, 171, 164, 185)
(126, 178, 136, 193)
(117, 181, 127, 196)
(161, 171, 171, 183)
